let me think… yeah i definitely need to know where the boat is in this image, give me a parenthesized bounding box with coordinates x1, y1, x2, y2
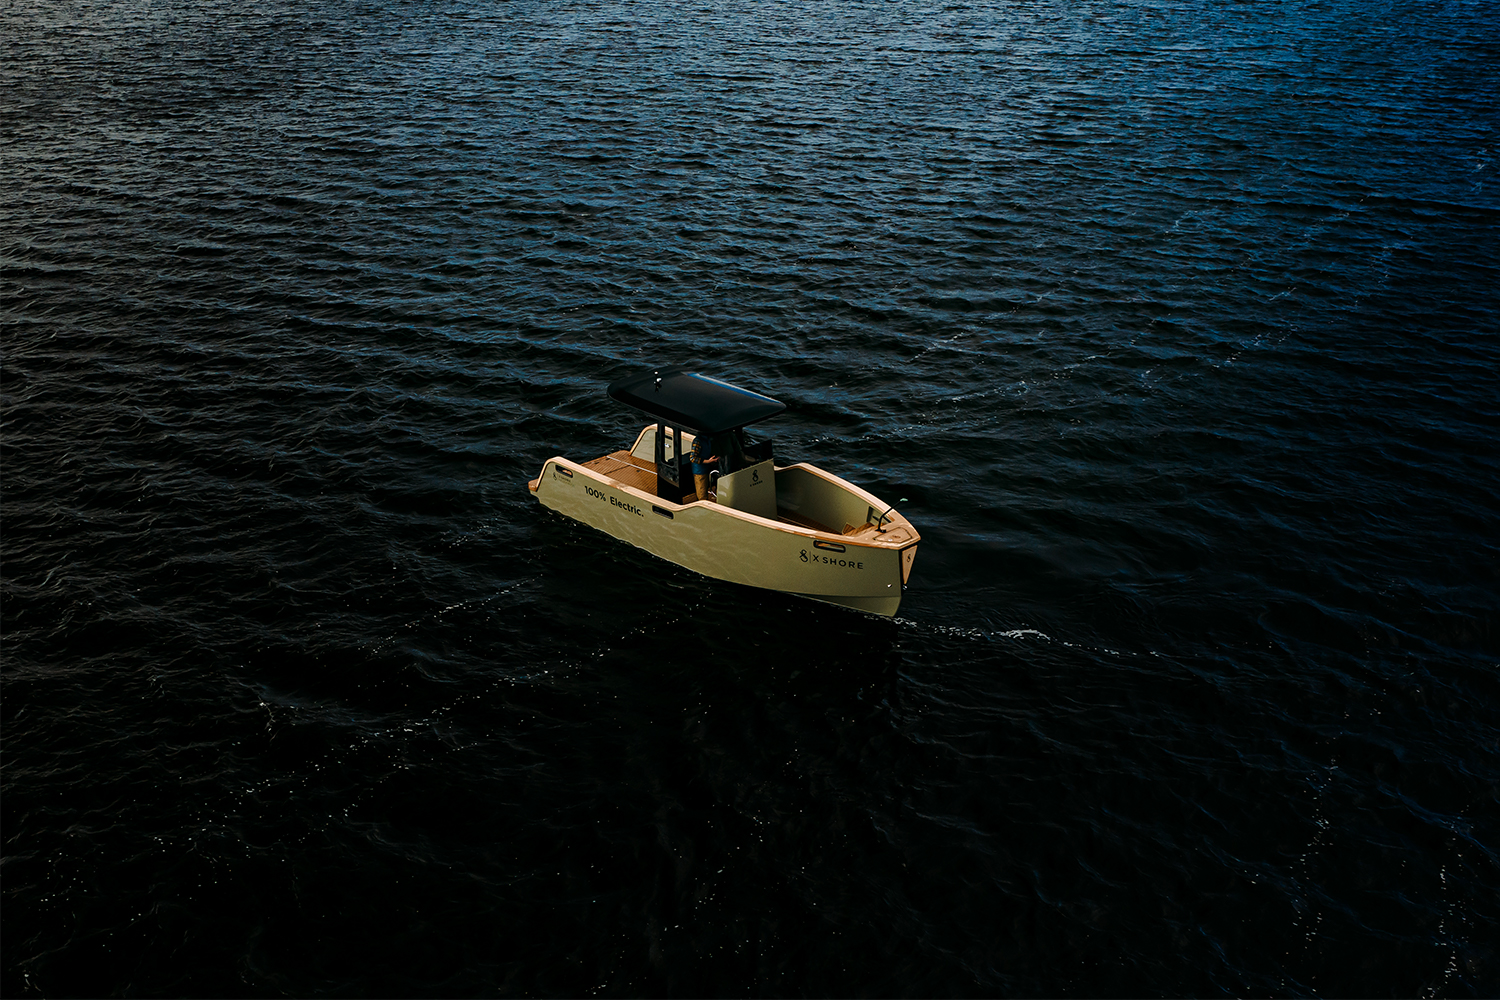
(527, 368, 920, 616)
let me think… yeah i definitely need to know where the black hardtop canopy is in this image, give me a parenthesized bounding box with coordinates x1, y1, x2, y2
(607, 368, 786, 436)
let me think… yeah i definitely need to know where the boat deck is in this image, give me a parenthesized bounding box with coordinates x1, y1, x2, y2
(578, 450, 860, 536)
(580, 451, 658, 495)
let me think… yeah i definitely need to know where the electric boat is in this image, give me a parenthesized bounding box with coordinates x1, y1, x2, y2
(527, 368, 920, 616)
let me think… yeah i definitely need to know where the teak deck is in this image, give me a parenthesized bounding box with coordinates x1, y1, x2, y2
(580, 451, 657, 495)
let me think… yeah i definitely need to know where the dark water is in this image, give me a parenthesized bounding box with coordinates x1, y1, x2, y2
(4, 0, 1498, 995)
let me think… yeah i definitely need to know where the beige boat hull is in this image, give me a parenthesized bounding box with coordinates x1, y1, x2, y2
(529, 454, 918, 616)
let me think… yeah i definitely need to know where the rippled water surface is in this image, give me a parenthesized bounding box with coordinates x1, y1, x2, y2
(4, 0, 1498, 995)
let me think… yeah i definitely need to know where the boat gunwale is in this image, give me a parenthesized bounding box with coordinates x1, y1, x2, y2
(534, 454, 919, 551)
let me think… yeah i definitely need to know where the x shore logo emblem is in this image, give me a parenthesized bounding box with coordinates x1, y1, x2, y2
(800, 549, 863, 570)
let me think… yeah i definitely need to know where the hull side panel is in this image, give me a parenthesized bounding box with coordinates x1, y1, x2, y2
(534, 459, 905, 611)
